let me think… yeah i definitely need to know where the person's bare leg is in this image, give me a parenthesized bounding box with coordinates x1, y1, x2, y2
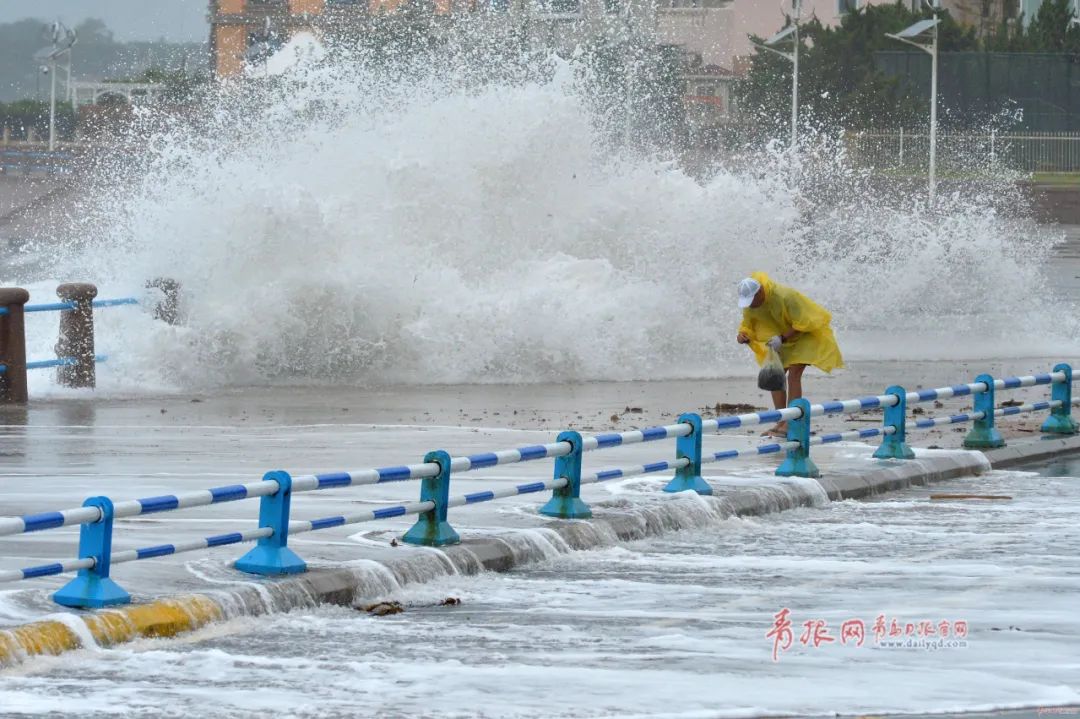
(766, 366, 807, 437)
(766, 389, 788, 436)
(771, 389, 787, 411)
(788, 364, 807, 403)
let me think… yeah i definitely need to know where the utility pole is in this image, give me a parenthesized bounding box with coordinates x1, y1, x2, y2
(927, 8, 938, 205)
(34, 21, 77, 152)
(886, 2, 941, 205)
(791, 0, 800, 150)
(752, 0, 802, 152)
(48, 60, 57, 152)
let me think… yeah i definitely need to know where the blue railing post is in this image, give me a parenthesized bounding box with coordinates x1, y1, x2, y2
(539, 431, 592, 518)
(1042, 363, 1079, 435)
(234, 471, 307, 575)
(964, 374, 1005, 449)
(403, 450, 461, 546)
(54, 496, 131, 608)
(873, 385, 915, 460)
(776, 399, 819, 478)
(663, 413, 712, 495)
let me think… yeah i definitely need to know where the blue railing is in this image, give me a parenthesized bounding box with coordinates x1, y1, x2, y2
(2, 295, 138, 377)
(0, 363, 1076, 609)
(22, 355, 109, 371)
(0, 149, 74, 177)
(24, 298, 139, 314)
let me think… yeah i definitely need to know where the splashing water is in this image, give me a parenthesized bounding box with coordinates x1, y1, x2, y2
(12, 39, 1077, 391)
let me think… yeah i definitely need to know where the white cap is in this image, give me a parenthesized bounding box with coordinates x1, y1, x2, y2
(737, 277, 761, 308)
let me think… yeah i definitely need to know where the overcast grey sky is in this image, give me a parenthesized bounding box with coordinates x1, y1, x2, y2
(0, 1, 207, 42)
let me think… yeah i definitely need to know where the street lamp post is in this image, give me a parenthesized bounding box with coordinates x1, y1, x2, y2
(791, 17, 799, 149)
(48, 61, 57, 151)
(34, 22, 77, 153)
(886, 4, 941, 205)
(929, 14, 938, 203)
(752, 0, 802, 151)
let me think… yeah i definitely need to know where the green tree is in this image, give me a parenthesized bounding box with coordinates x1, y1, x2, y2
(112, 67, 211, 104)
(1023, 0, 1080, 52)
(0, 99, 76, 140)
(735, 1, 978, 140)
(577, 39, 689, 152)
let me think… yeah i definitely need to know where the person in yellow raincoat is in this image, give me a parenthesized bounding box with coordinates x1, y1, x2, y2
(736, 271, 844, 437)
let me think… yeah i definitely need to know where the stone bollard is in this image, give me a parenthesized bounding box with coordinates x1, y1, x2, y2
(145, 277, 180, 325)
(0, 287, 30, 404)
(55, 283, 98, 389)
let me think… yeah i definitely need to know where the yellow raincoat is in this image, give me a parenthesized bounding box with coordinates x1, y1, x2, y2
(738, 271, 844, 373)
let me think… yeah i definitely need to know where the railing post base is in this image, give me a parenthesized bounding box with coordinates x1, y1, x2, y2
(964, 374, 1005, 449)
(776, 398, 820, 479)
(540, 431, 593, 519)
(873, 385, 915, 460)
(964, 426, 1005, 448)
(54, 496, 131, 609)
(1042, 363, 1078, 436)
(664, 413, 712, 495)
(663, 478, 712, 494)
(235, 471, 307, 575)
(403, 451, 461, 546)
(1042, 414, 1079, 435)
(234, 543, 307, 575)
(775, 455, 820, 478)
(54, 574, 131, 609)
(539, 495, 593, 519)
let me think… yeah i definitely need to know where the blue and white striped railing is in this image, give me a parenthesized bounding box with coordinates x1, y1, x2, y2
(0, 364, 1076, 609)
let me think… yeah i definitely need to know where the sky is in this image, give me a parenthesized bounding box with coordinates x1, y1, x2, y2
(0, 0, 208, 43)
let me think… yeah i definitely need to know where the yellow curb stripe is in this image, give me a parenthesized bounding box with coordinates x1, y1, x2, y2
(0, 621, 81, 664)
(0, 594, 227, 668)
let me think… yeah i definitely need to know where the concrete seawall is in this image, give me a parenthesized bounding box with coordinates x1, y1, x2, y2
(2, 435, 1078, 668)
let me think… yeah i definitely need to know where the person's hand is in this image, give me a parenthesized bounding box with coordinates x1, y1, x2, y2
(737, 332, 750, 345)
(766, 335, 783, 351)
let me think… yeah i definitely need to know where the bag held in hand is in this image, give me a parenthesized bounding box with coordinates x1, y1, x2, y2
(757, 348, 786, 392)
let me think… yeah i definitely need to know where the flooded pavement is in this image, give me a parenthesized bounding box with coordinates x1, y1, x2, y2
(1, 466, 1077, 718)
(0, 360, 1062, 619)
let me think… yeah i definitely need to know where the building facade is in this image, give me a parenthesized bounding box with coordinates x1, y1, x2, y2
(211, 0, 377, 79)
(942, 0, 1019, 35)
(208, 0, 739, 129)
(209, 0, 738, 76)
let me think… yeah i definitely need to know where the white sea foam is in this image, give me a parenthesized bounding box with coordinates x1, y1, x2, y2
(5, 38, 1073, 394)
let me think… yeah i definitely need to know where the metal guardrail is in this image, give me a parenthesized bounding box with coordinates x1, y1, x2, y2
(0, 287, 143, 399)
(24, 298, 138, 314)
(0, 363, 1075, 609)
(22, 355, 108, 371)
(0, 149, 74, 177)
(0, 295, 135, 378)
(848, 129, 1080, 173)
